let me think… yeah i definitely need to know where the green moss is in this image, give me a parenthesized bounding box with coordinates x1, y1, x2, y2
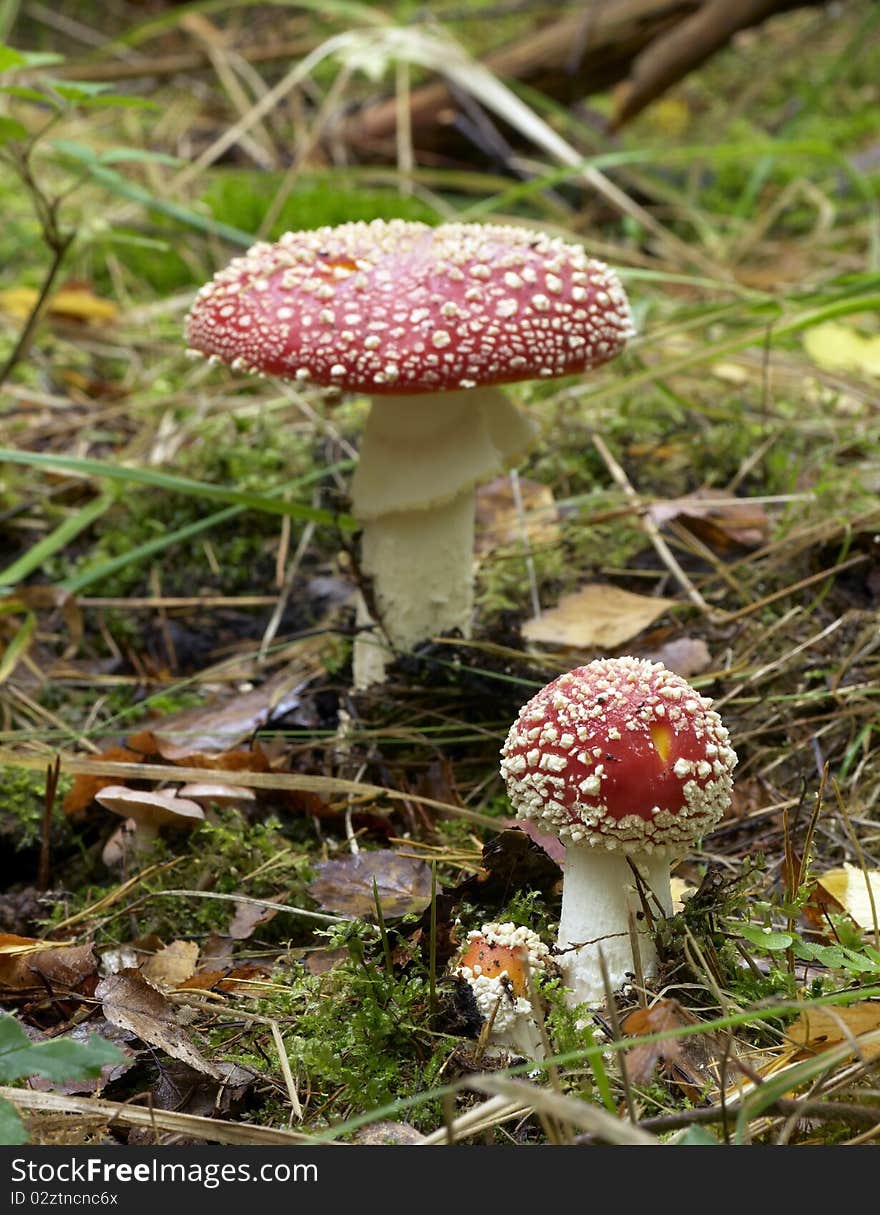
(0, 765, 72, 852)
(43, 812, 314, 943)
(201, 171, 441, 245)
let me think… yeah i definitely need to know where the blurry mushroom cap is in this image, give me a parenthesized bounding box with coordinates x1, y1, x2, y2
(177, 782, 257, 809)
(94, 786, 206, 832)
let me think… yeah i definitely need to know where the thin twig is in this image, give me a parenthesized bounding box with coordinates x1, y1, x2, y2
(591, 431, 710, 612)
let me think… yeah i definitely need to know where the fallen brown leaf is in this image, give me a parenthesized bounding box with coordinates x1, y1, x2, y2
(141, 670, 306, 759)
(308, 850, 432, 919)
(227, 900, 278, 940)
(786, 1003, 880, 1062)
(647, 489, 769, 549)
(62, 744, 149, 818)
(140, 941, 200, 990)
(637, 636, 711, 678)
(178, 964, 274, 995)
(96, 969, 221, 1078)
(622, 999, 726, 1101)
(522, 583, 676, 650)
(0, 936, 97, 997)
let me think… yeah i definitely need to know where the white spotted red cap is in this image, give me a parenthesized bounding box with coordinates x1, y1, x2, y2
(184, 219, 633, 393)
(500, 656, 737, 853)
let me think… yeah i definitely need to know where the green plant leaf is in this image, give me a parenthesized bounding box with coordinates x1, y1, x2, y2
(677, 1126, 720, 1145)
(0, 43, 25, 71)
(0, 1097, 27, 1146)
(97, 147, 182, 167)
(0, 84, 51, 103)
(736, 923, 794, 952)
(0, 1012, 124, 1084)
(0, 447, 356, 529)
(0, 114, 26, 142)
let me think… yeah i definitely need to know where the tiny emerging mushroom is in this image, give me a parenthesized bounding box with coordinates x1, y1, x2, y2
(95, 785, 205, 862)
(184, 219, 633, 688)
(500, 657, 737, 1007)
(453, 921, 552, 1061)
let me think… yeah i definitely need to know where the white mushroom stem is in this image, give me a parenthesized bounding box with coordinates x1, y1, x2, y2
(350, 387, 538, 688)
(556, 847, 673, 1007)
(355, 492, 474, 681)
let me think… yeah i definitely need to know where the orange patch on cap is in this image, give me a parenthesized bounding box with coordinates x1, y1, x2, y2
(649, 722, 673, 765)
(457, 939, 530, 997)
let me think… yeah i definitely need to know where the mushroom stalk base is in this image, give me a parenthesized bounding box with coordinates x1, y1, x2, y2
(556, 847, 672, 1007)
(353, 491, 474, 688)
(487, 1014, 546, 1063)
(350, 387, 539, 689)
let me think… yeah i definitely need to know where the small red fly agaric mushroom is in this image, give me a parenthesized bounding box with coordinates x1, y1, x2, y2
(184, 219, 632, 687)
(500, 657, 736, 1006)
(454, 921, 551, 1060)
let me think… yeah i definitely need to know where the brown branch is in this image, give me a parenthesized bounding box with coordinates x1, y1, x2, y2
(342, 0, 835, 157)
(612, 0, 832, 128)
(47, 38, 318, 84)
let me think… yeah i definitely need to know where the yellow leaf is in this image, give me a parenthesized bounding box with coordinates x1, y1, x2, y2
(0, 934, 77, 956)
(803, 322, 880, 377)
(50, 287, 118, 323)
(786, 1003, 880, 1061)
(0, 287, 39, 318)
(141, 940, 200, 990)
(815, 862, 880, 933)
(521, 583, 676, 650)
(0, 285, 118, 324)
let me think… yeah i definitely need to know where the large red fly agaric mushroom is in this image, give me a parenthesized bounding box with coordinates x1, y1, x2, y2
(185, 219, 632, 687)
(500, 656, 737, 1006)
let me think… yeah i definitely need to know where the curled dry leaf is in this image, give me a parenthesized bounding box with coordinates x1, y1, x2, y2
(522, 583, 676, 650)
(647, 489, 769, 549)
(141, 670, 306, 760)
(140, 941, 200, 990)
(0, 935, 97, 997)
(308, 850, 432, 919)
(96, 969, 221, 1079)
(227, 900, 278, 941)
(636, 636, 711, 679)
(622, 999, 727, 1100)
(785, 1003, 880, 1062)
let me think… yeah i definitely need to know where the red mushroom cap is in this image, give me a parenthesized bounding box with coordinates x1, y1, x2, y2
(500, 656, 736, 852)
(184, 219, 633, 395)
